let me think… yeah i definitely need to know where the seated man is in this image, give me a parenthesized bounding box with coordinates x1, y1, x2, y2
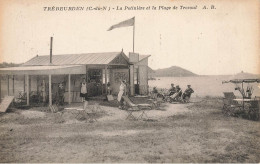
(170, 85, 182, 101)
(182, 85, 194, 100)
(169, 83, 176, 96)
(152, 87, 158, 94)
(151, 87, 158, 99)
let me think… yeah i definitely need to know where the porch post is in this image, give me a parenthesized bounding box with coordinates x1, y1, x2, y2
(12, 75, 15, 96)
(105, 65, 108, 94)
(101, 69, 104, 94)
(68, 74, 71, 104)
(85, 66, 88, 82)
(26, 74, 29, 105)
(36, 76, 39, 94)
(7, 75, 9, 96)
(49, 74, 52, 106)
(29, 75, 31, 93)
(23, 75, 25, 92)
(0, 75, 2, 102)
(130, 65, 135, 96)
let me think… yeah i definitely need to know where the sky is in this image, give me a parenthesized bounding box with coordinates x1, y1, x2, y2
(0, 0, 259, 75)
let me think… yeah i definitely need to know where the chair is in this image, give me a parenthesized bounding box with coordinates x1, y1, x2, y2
(182, 96, 191, 103)
(49, 104, 59, 113)
(14, 91, 27, 106)
(122, 96, 152, 120)
(75, 108, 87, 120)
(169, 90, 183, 102)
(150, 92, 158, 99)
(222, 92, 242, 116)
(149, 97, 164, 109)
(247, 100, 260, 120)
(86, 103, 101, 122)
(49, 104, 65, 123)
(85, 111, 98, 122)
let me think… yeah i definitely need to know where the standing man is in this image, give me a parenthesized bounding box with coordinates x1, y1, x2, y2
(58, 82, 65, 105)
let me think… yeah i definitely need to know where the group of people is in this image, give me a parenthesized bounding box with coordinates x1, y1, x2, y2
(55, 77, 194, 109)
(169, 83, 194, 101)
(80, 78, 127, 109)
(152, 83, 194, 102)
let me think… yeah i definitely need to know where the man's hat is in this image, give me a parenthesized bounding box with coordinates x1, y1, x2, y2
(187, 85, 191, 86)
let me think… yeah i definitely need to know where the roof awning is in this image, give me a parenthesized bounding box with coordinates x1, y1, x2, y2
(222, 79, 260, 84)
(0, 65, 86, 75)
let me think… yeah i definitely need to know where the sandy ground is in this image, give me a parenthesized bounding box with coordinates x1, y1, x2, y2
(0, 97, 259, 162)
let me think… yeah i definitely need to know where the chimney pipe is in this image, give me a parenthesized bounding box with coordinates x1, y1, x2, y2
(50, 37, 53, 64)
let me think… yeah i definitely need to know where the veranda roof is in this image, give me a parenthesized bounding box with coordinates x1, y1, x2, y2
(0, 65, 86, 75)
(23, 52, 129, 66)
(222, 79, 260, 84)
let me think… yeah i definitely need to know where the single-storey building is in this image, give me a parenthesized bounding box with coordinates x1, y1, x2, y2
(0, 50, 151, 106)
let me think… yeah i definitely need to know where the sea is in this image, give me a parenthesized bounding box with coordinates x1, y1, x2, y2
(148, 75, 260, 98)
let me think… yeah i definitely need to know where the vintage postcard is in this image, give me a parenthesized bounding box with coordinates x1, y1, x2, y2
(0, 0, 259, 163)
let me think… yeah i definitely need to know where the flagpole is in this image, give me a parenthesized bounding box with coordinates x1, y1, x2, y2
(133, 17, 135, 53)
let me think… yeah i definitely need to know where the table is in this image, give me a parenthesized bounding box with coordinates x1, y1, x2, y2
(233, 99, 256, 102)
(126, 109, 150, 120)
(233, 99, 259, 110)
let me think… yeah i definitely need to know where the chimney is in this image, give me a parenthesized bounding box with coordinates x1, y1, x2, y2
(50, 37, 53, 64)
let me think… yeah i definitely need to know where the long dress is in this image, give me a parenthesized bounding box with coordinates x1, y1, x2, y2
(80, 82, 88, 100)
(117, 83, 125, 102)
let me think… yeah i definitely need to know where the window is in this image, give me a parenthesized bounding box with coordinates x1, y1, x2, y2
(88, 69, 102, 83)
(102, 69, 110, 84)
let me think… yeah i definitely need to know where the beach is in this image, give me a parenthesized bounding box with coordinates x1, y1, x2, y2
(0, 96, 260, 162)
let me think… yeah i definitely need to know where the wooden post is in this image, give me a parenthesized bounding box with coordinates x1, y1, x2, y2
(0, 75, 2, 102)
(105, 65, 108, 94)
(50, 37, 53, 64)
(36, 76, 39, 94)
(49, 74, 52, 106)
(85, 66, 88, 82)
(101, 69, 104, 94)
(26, 75, 29, 105)
(130, 65, 135, 96)
(7, 75, 9, 96)
(29, 75, 31, 93)
(242, 82, 244, 110)
(133, 17, 135, 52)
(68, 74, 71, 104)
(12, 75, 15, 96)
(23, 75, 25, 92)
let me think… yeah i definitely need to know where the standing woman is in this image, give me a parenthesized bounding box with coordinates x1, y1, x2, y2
(80, 78, 88, 108)
(117, 80, 126, 109)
